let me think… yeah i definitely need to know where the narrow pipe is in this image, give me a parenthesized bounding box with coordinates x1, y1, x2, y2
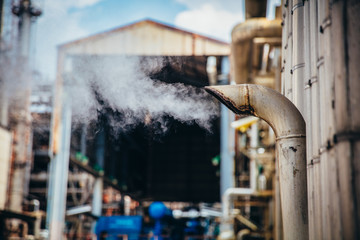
(222, 149, 257, 220)
(220, 186, 256, 239)
(237, 229, 251, 240)
(223, 188, 255, 220)
(205, 84, 308, 240)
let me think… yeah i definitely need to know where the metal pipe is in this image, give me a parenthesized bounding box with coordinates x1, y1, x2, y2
(205, 84, 308, 240)
(47, 92, 72, 239)
(223, 188, 255, 220)
(219, 155, 257, 239)
(219, 187, 255, 240)
(216, 56, 235, 198)
(235, 215, 258, 231)
(237, 229, 251, 240)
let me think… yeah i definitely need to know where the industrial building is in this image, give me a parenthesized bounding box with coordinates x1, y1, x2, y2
(47, 18, 231, 238)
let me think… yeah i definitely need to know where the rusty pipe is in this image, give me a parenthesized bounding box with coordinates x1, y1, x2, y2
(205, 84, 308, 240)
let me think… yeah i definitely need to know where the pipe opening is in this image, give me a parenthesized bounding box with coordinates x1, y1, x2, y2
(204, 86, 255, 116)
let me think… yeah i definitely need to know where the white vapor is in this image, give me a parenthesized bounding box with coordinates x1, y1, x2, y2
(67, 56, 219, 134)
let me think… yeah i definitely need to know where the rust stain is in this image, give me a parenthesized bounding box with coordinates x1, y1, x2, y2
(293, 167, 299, 177)
(289, 146, 297, 152)
(204, 86, 255, 116)
(237, 105, 255, 115)
(241, 85, 255, 115)
(245, 85, 250, 106)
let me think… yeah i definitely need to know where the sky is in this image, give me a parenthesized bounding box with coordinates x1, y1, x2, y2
(35, 0, 280, 79)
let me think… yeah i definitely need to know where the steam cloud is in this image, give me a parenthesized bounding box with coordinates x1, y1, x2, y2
(66, 56, 219, 133)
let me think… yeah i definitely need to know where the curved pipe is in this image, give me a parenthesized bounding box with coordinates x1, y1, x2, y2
(237, 229, 251, 240)
(223, 188, 255, 221)
(220, 188, 255, 240)
(205, 84, 308, 240)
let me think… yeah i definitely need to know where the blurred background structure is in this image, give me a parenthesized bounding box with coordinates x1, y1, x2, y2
(0, 0, 359, 239)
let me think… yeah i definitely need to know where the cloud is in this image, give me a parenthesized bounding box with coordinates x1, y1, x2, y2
(176, 0, 244, 14)
(174, 1, 244, 42)
(34, 0, 104, 79)
(72, 0, 103, 8)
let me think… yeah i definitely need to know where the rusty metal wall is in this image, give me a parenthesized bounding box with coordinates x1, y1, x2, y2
(281, 0, 360, 239)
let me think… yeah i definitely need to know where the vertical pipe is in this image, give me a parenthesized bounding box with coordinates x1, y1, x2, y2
(205, 84, 308, 240)
(276, 136, 307, 240)
(346, 0, 360, 235)
(302, 1, 314, 239)
(18, 3, 32, 58)
(316, 0, 327, 238)
(92, 179, 103, 216)
(92, 130, 105, 218)
(219, 57, 235, 198)
(280, 0, 287, 96)
(331, 3, 354, 238)
(291, 0, 305, 116)
(8, 0, 35, 213)
(285, 0, 293, 101)
(332, 1, 360, 239)
(318, 65, 331, 240)
(47, 52, 72, 239)
(217, 56, 235, 240)
(249, 122, 258, 191)
(277, 3, 287, 239)
(318, 1, 342, 238)
(316, 0, 339, 238)
(322, 0, 342, 237)
(219, 87, 235, 197)
(308, 0, 322, 239)
(47, 93, 72, 239)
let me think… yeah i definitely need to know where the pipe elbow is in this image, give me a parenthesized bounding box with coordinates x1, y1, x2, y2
(205, 84, 305, 138)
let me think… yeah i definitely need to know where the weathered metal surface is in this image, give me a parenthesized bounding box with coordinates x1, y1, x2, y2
(276, 137, 307, 240)
(281, 0, 360, 239)
(205, 84, 308, 239)
(231, 18, 282, 85)
(205, 84, 305, 138)
(232, 18, 282, 43)
(331, 4, 360, 238)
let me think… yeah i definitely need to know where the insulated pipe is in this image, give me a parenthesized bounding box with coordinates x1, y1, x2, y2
(219, 187, 255, 240)
(223, 188, 255, 220)
(205, 84, 308, 240)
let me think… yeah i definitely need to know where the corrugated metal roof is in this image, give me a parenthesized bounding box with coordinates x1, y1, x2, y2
(59, 18, 229, 50)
